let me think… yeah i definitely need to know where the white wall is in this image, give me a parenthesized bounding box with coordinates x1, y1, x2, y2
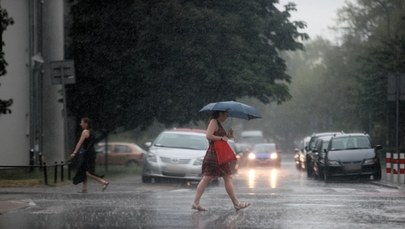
(0, 0, 66, 166)
(41, 0, 65, 164)
(0, 1, 30, 165)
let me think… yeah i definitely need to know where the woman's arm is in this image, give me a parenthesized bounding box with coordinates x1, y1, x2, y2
(206, 119, 228, 141)
(70, 130, 90, 157)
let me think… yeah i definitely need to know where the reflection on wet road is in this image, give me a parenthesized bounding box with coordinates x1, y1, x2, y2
(245, 167, 279, 189)
(1, 158, 405, 228)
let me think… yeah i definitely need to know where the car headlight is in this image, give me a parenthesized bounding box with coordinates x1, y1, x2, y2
(146, 152, 157, 162)
(363, 158, 377, 165)
(193, 157, 204, 166)
(270, 152, 278, 160)
(248, 153, 256, 160)
(327, 160, 340, 166)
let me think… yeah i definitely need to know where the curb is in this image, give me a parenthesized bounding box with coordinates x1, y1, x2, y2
(370, 181, 402, 190)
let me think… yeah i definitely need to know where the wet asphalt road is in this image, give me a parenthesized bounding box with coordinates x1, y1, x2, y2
(1, 158, 405, 228)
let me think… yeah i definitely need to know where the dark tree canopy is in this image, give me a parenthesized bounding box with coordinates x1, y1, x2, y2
(67, 0, 307, 133)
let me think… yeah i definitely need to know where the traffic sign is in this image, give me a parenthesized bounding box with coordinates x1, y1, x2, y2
(50, 60, 75, 85)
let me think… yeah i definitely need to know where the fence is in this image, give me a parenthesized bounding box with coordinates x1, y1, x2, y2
(0, 161, 71, 185)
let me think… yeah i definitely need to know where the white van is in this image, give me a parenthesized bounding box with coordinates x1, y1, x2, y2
(240, 130, 265, 145)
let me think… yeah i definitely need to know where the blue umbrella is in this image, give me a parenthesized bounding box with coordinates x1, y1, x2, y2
(199, 101, 262, 120)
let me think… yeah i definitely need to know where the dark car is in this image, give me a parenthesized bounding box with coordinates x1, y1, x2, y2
(305, 132, 344, 177)
(309, 135, 336, 178)
(312, 133, 382, 182)
(247, 143, 281, 167)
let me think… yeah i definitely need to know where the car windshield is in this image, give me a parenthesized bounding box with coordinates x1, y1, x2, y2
(253, 144, 276, 153)
(154, 132, 208, 150)
(330, 136, 371, 151)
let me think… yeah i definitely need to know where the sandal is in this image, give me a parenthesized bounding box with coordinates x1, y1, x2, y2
(234, 201, 250, 211)
(192, 203, 207, 211)
(102, 182, 109, 191)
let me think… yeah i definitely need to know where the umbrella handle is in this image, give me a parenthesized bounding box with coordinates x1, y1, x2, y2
(224, 118, 233, 135)
(228, 128, 234, 138)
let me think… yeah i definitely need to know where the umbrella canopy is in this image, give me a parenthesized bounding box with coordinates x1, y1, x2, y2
(199, 101, 262, 120)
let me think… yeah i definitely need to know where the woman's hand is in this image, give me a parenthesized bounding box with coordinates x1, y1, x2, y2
(227, 128, 234, 138)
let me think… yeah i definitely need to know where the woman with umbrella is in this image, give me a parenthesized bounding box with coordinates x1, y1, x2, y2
(192, 110, 251, 211)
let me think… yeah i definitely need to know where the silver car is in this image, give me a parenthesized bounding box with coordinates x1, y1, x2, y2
(142, 128, 208, 183)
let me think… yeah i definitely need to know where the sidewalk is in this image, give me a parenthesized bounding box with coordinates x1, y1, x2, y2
(0, 175, 144, 215)
(0, 183, 72, 215)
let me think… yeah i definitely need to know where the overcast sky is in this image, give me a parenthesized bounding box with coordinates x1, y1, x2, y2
(277, 0, 351, 42)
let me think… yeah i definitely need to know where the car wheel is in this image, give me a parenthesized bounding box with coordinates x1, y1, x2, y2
(306, 161, 313, 177)
(142, 175, 152, 183)
(295, 162, 301, 170)
(211, 178, 220, 185)
(373, 170, 382, 181)
(323, 170, 329, 182)
(314, 169, 320, 180)
(126, 160, 138, 167)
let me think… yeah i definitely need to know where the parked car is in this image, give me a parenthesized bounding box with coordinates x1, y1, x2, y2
(247, 143, 281, 167)
(95, 142, 145, 166)
(294, 136, 310, 170)
(312, 133, 382, 182)
(308, 135, 336, 178)
(305, 132, 344, 177)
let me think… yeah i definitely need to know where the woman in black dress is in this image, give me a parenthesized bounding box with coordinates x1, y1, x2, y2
(192, 111, 250, 211)
(71, 117, 109, 193)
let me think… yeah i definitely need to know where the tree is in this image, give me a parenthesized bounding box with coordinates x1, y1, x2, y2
(0, 6, 13, 115)
(67, 0, 308, 134)
(337, 0, 405, 145)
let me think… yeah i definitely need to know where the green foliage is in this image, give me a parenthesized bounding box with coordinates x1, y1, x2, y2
(0, 6, 14, 115)
(337, 0, 405, 144)
(215, 0, 405, 150)
(67, 0, 308, 134)
(268, 0, 405, 147)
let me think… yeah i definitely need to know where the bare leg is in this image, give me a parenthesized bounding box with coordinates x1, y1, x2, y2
(86, 172, 108, 185)
(192, 176, 213, 210)
(224, 175, 250, 210)
(223, 175, 238, 205)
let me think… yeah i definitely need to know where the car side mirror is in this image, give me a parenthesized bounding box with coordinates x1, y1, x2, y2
(145, 142, 152, 148)
(312, 149, 318, 153)
(323, 149, 328, 153)
(305, 146, 309, 151)
(374, 145, 383, 150)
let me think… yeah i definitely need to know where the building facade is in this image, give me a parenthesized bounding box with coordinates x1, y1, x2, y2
(0, 0, 66, 166)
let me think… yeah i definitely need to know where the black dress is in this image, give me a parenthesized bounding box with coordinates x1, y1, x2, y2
(72, 130, 101, 185)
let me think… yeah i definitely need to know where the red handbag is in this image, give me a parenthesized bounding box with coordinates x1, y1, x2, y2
(214, 140, 237, 165)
